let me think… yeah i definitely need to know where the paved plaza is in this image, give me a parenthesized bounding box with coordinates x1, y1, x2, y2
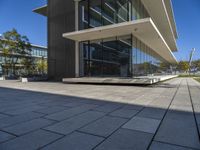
(0, 78, 200, 150)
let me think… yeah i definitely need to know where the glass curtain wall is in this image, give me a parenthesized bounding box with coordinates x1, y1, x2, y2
(80, 36, 132, 77)
(79, 0, 164, 77)
(132, 36, 164, 76)
(79, 0, 149, 30)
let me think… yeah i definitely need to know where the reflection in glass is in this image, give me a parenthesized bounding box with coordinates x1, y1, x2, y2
(78, 0, 168, 77)
(80, 35, 132, 77)
(79, 0, 149, 30)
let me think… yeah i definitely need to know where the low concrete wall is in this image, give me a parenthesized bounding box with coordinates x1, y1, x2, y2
(20, 76, 48, 83)
(0, 76, 5, 81)
(62, 75, 178, 85)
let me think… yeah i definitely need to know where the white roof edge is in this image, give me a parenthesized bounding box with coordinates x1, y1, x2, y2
(149, 19, 177, 63)
(165, 0, 178, 39)
(0, 38, 47, 49)
(30, 44, 47, 49)
(141, 0, 178, 51)
(63, 18, 151, 37)
(162, 0, 177, 43)
(32, 5, 47, 12)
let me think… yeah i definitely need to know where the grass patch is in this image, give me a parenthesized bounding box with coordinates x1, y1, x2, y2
(194, 77, 200, 83)
(178, 74, 200, 78)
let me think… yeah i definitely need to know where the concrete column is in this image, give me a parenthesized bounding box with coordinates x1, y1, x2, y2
(74, 0, 80, 77)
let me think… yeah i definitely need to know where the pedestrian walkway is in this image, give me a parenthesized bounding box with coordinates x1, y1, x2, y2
(0, 78, 199, 150)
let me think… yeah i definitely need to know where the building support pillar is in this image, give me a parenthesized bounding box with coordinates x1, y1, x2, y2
(74, 0, 80, 77)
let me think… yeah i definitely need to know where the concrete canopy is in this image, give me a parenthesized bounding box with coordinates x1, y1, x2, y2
(33, 5, 47, 16)
(141, 0, 178, 51)
(63, 18, 177, 63)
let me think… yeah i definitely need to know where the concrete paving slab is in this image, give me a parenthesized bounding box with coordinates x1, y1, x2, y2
(155, 111, 200, 149)
(0, 131, 15, 143)
(95, 129, 153, 150)
(122, 104, 144, 111)
(41, 131, 104, 150)
(0, 103, 40, 113)
(44, 104, 98, 121)
(93, 104, 122, 113)
(79, 116, 127, 137)
(137, 107, 166, 120)
(0, 129, 62, 150)
(109, 108, 139, 119)
(3, 118, 56, 136)
(44, 111, 105, 135)
(34, 106, 68, 115)
(3, 105, 45, 115)
(0, 114, 9, 120)
(149, 141, 195, 150)
(61, 102, 85, 107)
(123, 116, 161, 134)
(0, 112, 44, 128)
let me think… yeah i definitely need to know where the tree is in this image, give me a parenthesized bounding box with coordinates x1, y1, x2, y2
(0, 29, 32, 76)
(0, 39, 10, 75)
(159, 62, 170, 71)
(21, 57, 34, 76)
(178, 61, 189, 72)
(192, 59, 200, 72)
(35, 58, 47, 75)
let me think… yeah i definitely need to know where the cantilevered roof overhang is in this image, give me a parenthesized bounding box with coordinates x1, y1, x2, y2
(164, 0, 178, 39)
(141, 0, 178, 52)
(33, 5, 47, 16)
(63, 18, 177, 64)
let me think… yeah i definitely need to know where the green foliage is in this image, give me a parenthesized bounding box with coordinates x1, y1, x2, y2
(192, 59, 200, 71)
(20, 57, 34, 76)
(159, 62, 170, 71)
(178, 74, 200, 78)
(177, 61, 190, 72)
(0, 28, 32, 76)
(35, 58, 47, 75)
(194, 77, 200, 83)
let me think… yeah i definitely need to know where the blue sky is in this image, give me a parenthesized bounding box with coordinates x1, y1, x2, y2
(0, 0, 47, 46)
(0, 0, 199, 61)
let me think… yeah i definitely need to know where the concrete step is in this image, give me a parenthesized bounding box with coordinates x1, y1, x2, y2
(62, 75, 178, 85)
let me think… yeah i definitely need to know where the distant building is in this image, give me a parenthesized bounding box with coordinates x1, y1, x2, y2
(0, 36, 47, 76)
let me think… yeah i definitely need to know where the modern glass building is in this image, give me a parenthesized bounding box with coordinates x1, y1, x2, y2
(34, 0, 178, 80)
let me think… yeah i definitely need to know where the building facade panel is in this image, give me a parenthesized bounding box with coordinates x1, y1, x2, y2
(48, 0, 76, 80)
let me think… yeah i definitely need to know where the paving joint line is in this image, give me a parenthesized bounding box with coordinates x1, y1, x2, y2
(0, 119, 58, 139)
(0, 112, 13, 117)
(146, 78, 182, 150)
(38, 131, 66, 150)
(42, 107, 99, 123)
(38, 108, 123, 150)
(91, 105, 146, 150)
(154, 140, 200, 150)
(186, 78, 200, 141)
(76, 130, 106, 138)
(41, 128, 66, 137)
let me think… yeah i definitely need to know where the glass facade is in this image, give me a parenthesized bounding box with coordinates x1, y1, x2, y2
(132, 37, 164, 76)
(31, 47, 47, 58)
(80, 35, 132, 77)
(79, 0, 168, 77)
(79, 0, 149, 30)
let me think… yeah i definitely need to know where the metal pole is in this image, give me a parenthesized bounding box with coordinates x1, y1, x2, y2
(189, 48, 195, 75)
